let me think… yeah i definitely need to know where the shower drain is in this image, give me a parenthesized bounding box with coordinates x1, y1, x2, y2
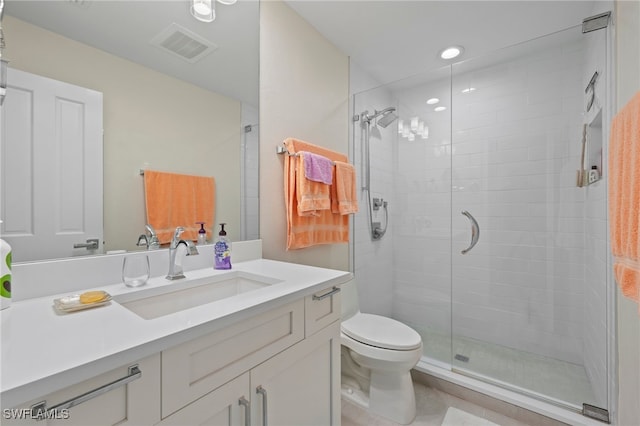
(454, 354, 470, 363)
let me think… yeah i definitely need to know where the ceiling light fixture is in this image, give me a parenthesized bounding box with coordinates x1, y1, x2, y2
(426, 98, 440, 105)
(216, 0, 237, 4)
(191, 0, 215, 22)
(439, 46, 464, 60)
(461, 87, 476, 93)
(434, 106, 447, 112)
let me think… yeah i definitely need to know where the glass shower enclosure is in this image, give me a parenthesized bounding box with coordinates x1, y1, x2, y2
(352, 23, 610, 416)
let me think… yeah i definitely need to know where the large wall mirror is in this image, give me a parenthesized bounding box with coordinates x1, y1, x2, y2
(1, 0, 259, 262)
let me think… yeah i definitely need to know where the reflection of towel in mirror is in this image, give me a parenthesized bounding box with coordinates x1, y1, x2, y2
(331, 161, 358, 215)
(301, 151, 334, 184)
(609, 91, 640, 312)
(144, 170, 215, 244)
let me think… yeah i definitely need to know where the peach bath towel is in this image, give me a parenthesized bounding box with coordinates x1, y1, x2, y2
(144, 170, 215, 244)
(284, 138, 349, 249)
(331, 161, 359, 215)
(608, 91, 640, 311)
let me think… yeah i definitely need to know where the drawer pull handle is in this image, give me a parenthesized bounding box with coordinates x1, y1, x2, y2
(256, 385, 268, 426)
(238, 396, 251, 426)
(30, 365, 141, 420)
(312, 286, 341, 301)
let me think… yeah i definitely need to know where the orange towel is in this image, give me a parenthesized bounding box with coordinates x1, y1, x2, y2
(144, 170, 215, 244)
(284, 138, 349, 249)
(296, 153, 331, 216)
(331, 161, 359, 215)
(608, 91, 640, 312)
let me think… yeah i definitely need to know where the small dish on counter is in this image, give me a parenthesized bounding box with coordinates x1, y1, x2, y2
(53, 291, 112, 313)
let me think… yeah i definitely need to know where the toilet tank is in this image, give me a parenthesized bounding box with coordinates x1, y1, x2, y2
(340, 278, 360, 320)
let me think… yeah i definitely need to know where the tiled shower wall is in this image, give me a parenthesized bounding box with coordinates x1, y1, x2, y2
(351, 28, 609, 403)
(392, 38, 593, 365)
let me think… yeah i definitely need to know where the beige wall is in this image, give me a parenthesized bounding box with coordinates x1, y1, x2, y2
(614, 1, 640, 424)
(4, 16, 242, 252)
(259, 1, 350, 270)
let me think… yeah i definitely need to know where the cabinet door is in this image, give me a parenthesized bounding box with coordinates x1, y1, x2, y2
(251, 321, 341, 426)
(158, 373, 250, 426)
(3, 354, 160, 426)
(162, 300, 304, 417)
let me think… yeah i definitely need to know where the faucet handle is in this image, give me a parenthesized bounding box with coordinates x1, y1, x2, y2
(145, 224, 160, 249)
(172, 227, 185, 246)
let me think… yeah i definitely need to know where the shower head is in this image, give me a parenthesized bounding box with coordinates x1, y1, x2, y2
(377, 110, 398, 128)
(363, 107, 398, 128)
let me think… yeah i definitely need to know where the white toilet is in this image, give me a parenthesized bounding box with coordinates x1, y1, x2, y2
(340, 279, 423, 424)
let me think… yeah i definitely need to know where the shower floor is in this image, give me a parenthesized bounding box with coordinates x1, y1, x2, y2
(412, 326, 598, 409)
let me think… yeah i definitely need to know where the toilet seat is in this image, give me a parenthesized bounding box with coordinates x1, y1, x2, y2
(341, 313, 421, 351)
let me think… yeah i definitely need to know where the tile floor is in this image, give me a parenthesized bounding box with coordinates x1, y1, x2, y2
(409, 325, 598, 408)
(341, 380, 562, 426)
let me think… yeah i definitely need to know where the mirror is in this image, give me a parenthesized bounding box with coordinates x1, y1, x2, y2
(1, 0, 259, 262)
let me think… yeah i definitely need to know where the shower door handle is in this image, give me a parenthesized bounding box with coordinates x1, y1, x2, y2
(461, 211, 480, 254)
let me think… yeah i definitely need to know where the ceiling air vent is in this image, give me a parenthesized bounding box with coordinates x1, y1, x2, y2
(151, 23, 218, 63)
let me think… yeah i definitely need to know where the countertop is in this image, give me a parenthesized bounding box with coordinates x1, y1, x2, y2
(0, 259, 352, 409)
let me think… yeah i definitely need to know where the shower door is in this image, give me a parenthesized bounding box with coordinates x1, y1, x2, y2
(450, 25, 609, 413)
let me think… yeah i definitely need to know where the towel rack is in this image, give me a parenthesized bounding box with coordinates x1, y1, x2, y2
(276, 146, 338, 165)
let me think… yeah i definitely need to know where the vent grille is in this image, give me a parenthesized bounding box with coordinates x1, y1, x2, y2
(151, 23, 217, 63)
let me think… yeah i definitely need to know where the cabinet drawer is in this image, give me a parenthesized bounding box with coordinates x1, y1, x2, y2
(305, 286, 341, 337)
(162, 299, 304, 418)
(4, 354, 161, 426)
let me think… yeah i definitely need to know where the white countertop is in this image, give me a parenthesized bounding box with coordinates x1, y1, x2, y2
(0, 259, 352, 408)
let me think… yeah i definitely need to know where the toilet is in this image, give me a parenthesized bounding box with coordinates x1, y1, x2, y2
(340, 279, 423, 424)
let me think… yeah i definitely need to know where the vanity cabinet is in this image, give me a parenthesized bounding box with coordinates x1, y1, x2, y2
(4, 285, 342, 426)
(160, 285, 342, 425)
(3, 354, 161, 425)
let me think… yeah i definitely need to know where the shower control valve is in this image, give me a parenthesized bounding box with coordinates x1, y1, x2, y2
(372, 197, 384, 211)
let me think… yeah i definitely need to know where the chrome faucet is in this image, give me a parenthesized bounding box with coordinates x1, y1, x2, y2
(166, 227, 199, 280)
(137, 224, 160, 250)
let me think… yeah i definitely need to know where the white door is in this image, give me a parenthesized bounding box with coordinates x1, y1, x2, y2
(0, 69, 103, 262)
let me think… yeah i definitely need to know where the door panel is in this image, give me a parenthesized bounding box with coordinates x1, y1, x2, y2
(1, 69, 103, 261)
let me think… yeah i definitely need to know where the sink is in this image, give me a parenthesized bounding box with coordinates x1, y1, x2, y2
(114, 271, 282, 320)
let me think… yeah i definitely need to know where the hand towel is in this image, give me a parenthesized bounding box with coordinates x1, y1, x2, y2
(608, 91, 640, 312)
(301, 151, 334, 184)
(144, 170, 215, 244)
(331, 161, 359, 215)
(284, 138, 349, 249)
(296, 153, 331, 216)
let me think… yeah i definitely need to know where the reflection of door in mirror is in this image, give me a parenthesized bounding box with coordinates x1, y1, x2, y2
(1, 69, 103, 262)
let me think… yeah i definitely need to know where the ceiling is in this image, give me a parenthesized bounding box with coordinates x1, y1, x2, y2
(5, 0, 260, 106)
(5, 0, 610, 105)
(285, 0, 609, 88)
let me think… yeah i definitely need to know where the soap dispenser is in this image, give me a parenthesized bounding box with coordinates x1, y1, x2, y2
(197, 222, 207, 245)
(214, 223, 231, 270)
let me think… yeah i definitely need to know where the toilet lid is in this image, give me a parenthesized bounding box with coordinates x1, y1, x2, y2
(341, 313, 422, 350)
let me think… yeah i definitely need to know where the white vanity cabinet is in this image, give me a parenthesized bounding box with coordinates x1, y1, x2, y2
(3, 354, 161, 426)
(3, 284, 342, 426)
(159, 285, 342, 426)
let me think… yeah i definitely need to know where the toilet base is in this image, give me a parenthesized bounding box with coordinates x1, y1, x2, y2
(370, 370, 416, 424)
(341, 370, 417, 425)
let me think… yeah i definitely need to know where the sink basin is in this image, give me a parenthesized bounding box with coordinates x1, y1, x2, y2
(114, 271, 282, 320)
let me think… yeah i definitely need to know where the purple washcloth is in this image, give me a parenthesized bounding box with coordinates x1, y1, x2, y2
(301, 151, 334, 185)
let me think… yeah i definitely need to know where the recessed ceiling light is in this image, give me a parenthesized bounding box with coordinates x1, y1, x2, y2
(439, 46, 464, 60)
(462, 87, 476, 93)
(434, 106, 447, 112)
(426, 98, 440, 105)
